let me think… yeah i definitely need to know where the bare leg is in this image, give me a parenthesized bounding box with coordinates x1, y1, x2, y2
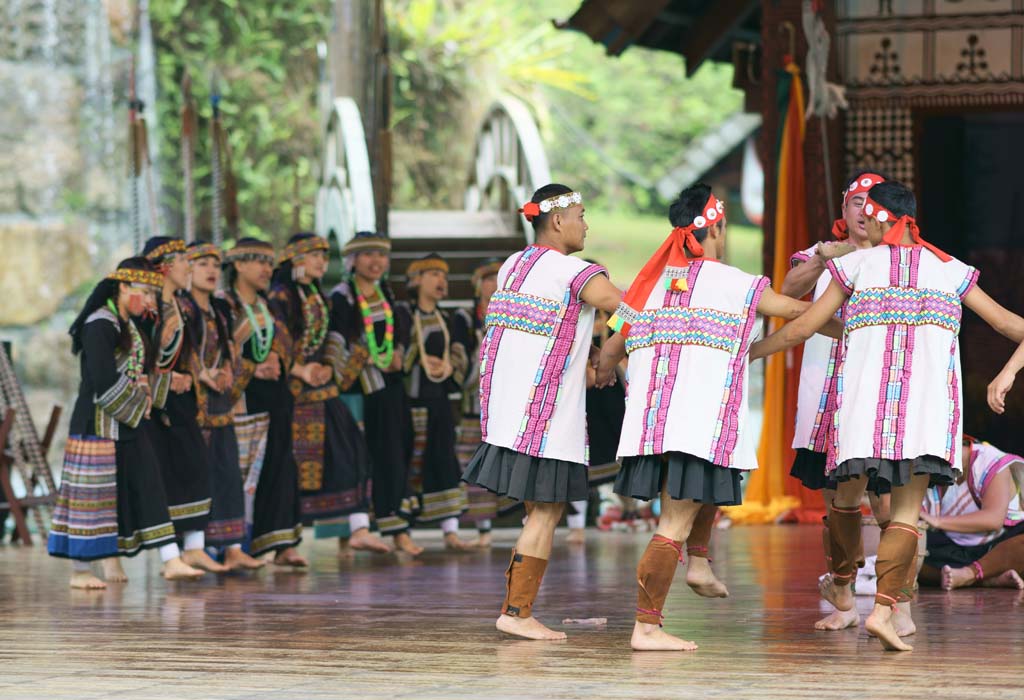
(685, 504, 728, 598)
(273, 546, 309, 567)
(865, 474, 928, 652)
(631, 489, 702, 652)
(70, 561, 106, 590)
(393, 531, 424, 556)
(100, 557, 128, 583)
(815, 488, 859, 630)
(224, 545, 266, 570)
(348, 527, 394, 554)
(820, 478, 867, 613)
(496, 501, 566, 641)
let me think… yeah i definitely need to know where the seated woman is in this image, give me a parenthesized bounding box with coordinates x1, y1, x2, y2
(919, 436, 1024, 590)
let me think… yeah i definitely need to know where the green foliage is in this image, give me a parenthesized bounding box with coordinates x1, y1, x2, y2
(149, 0, 330, 246)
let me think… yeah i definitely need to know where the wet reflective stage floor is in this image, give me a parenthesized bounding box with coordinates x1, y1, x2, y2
(1, 526, 1022, 699)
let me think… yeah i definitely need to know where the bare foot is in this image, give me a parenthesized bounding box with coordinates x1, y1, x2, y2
(224, 547, 266, 571)
(472, 531, 493, 549)
(273, 547, 309, 568)
(182, 549, 231, 574)
(981, 569, 1024, 589)
(70, 571, 107, 590)
(349, 528, 394, 554)
(566, 528, 586, 545)
(495, 614, 567, 641)
(818, 573, 855, 611)
(814, 607, 859, 631)
(444, 532, 476, 551)
(162, 557, 205, 581)
(394, 532, 424, 556)
(893, 602, 916, 637)
(100, 557, 128, 583)
(865, 604, 913, 651)
(941, 564, 977, 590)
(686, 557, 729, 598)
(630, 621, 698, 651)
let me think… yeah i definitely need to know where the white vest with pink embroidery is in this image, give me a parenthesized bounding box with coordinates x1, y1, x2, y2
(790, 245, 843, 454)
(923, 441, 1024, 547)
(616, 260, 769, 470)
(826, 245, 978, 473)
(478, 246, 606, 464)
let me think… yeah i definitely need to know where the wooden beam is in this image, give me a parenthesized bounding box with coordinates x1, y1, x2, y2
(682, 0, 759, 76)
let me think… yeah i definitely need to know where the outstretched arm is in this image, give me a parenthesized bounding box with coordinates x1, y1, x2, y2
(580, 274, 624, 315)
(756, 288, 843, 339)
(780, 242, 856, 298)
(964, 286, 1024, 344)
(988, 340, 1024, 414)
(749, 281, 847, 361)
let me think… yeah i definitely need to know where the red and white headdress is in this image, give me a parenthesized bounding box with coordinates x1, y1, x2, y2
(832, 172, 885, 239)
(608, 192, 725, 336)
(519, 191, 583, 222)
(863, 196, 951, 262)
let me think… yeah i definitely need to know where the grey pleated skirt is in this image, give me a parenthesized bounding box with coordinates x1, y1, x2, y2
(461, 443, 589, 503)
(832, 454, 955, 488)
(614, 451, 743, 505)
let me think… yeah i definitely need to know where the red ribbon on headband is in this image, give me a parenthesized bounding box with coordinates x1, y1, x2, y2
(832, 173, 886, 240)
(618, 193, 723, 332)
(520, 201, 541, 222)
(863, 196, 951, 262)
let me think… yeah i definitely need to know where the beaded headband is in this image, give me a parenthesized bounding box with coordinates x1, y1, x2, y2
(519, 191, 583, 222)
(342, 235, 391, 256)
(144, 238, 187, 262)
(106, 268, 165, 289)
(187, 243, 222, 262)
(224, 242, 275, 265)
(278, 236, 329, 264)
(472, 260, 502, 292)
(833, 173, 885, 239)
(406, 257, 449, 277)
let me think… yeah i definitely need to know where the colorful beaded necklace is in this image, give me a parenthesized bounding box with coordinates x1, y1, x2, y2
(297, 284, 328, 356)
(107, 299, 145, 382)
(155, 298, 184, 371)
(356, 282, 394, 370)
(241, 299, 274, 363)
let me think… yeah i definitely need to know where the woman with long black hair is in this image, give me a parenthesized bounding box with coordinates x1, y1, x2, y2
(268, 233, 389, 555)
(48, 257, 203, 587)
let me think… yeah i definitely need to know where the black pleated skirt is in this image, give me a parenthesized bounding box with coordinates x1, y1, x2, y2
(462, 443, 589, 504)
(791, 448, 893, 494)
(614, 451, 744, 505)
(833, 454, 955, 488)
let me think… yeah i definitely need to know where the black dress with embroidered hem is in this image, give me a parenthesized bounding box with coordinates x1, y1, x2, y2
(832, 454, 954, 488)
(462, 442, 589, 504)
(790, 448, 893, 495)
(614, 451, 743, 506)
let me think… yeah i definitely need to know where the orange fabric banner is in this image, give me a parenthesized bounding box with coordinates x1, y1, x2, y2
(725, 63, 820, 524)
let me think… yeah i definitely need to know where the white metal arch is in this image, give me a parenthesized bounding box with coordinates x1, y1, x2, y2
(315, 97, 376, 247)
(464, 96, 552, 243)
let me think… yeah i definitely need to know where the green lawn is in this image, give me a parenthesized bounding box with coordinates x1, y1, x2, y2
(581, 210, 762, 287)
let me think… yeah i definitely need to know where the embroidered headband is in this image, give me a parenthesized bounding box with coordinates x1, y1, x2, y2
(223, 242, 275, 265)
(342, 233, 391, 256)
(519, 191, 583, 222)
(472, 260, 502, 293)
(406, 256, 449, 277)
(278, 236, 329, 264)
(832, 173, 886, 240)
(186, 243, 222, 262)
(144, 238, 187, 262)
(863, 196, 951, 262)
(106, 267, 165, 289)
(608, 193, 724, 337)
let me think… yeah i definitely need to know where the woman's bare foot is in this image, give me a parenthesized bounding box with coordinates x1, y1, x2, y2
(630, 621, 698, 651)
(472, 531, 493, 549)
(495, 614, 567, 640)
(100, 557, 128, 583)
(865, 604, 913, 651)
(182, 549, 231, 574)
(162, 557, 205, 581)
(566, 528, 586, 545)
(444, 532, 476, 551)
(686, 557, 729, 598)
(980, 569, 1024, 589)
(224, 547, 266, 571)
(893, 602, 916, 637)
(941, 564, 977, 590)
(349, 528, 394, 554)
(814, 607, 859, 631)
(393, 532, 424, 556)
(70, 571, 107, 590)
(818, 573, 855, 611)
(273, 547, 309, 567)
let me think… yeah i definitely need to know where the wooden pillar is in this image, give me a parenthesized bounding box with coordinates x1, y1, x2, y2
(757, 0, 841, 274)
(330, 0, 390, 233)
